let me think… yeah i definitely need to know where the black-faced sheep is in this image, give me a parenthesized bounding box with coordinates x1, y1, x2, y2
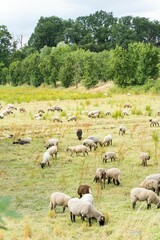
(88, 110, 100, 118)
(103, 151, 117, 163)
(50, 192, 71, 212)
(68, 116, 77, 122)
(94, 168, 107, 189)
(53, 116, 62, 123)
(139, 152, 150, 166)
(82, 139, 97, 151)
(105, 110, 111, 116)
(130, 187, 160, 209)
(40, 151, 52, 169)
(139, 179, 160, 195)
(105, 168, 121, 185)
(77, 185, 92, 198)
(149, 118, 159, 127)
(119, 126, 127, 135)
(101, 134, 112, 146)
(76, 129, 82, 140)
(87, 136, 102, 147)
(13, 138, 31, 145)
(66, 145, 89, 156)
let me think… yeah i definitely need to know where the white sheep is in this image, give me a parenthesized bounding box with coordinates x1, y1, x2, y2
(46, 138, 59, 149)
(47, 146, 58, 158)
(68, 198, 105, 226)
(122, 109, 129, 116)
(0, 113, 4, 119)
(139, 179, 160, 195)
(68, 116, 77, 122)
(66, 145, 89, 156)
(119, 126, 127, 135)
(80, 193, 94, 205)
(139, 152, 150, 166)
(149, 118, 159, 127)
(82, 139, 97, 151)
(130, 187, 160, 209)
(105, 168, 121, 186)
(88, 110, 100, 118)
(101, 134, 112, 146)
(145, 174, 160, 194)
(40, 151, 52, 169)
(87, 136, 102, 146)
(53, 116, 62, 123)
(103, 151, 117, 163)
(105, 110, 111, 116)
(50, 192, 71, 212)
(94, 168, 107, 189)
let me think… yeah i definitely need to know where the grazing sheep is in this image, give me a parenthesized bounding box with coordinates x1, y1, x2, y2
(53, 106, 63, 112)
(105, 168, 121, 185)
(50, 192, 71, 212)
(80, 193, 94, 205)
(53, 116, 62, 123)
(94, 168, 107, 189)
(34, 113, 43, 120)
(2, 109, 13, 116)
(122, 109, 129, 116)
(145, 174, 160, 193)
(68, 116, 77, 122)
(105, 110, 111, 116)
(103, 151, 117, 163)
(46, 138, 59, 149)
(76, 129, 82, 140)
(66, 145, 89, 156)
(38, 109, 45, 114)
(77, 185, 92, 198)
(119, 126, 127, 135)
(7, 104, 17, 110)
(0, 113, 4, 119)
(139, 179, 160, 195)
(13, 138, 31, 145)
(130, 187, 160, 209)
(19, 107, 26, 113)
(47, 146, 58, 158)
(87, 136, 102, 147)
(124, 103, 132, 108)
(157, 110, 160, 116)
(101, 134, 112, 146)
(88, 110, 100, 118)
(68, 198, 105, 226)
(139, 152, 150, 166)
(40, 151, 52, 169)
(149, 118, 159, 127)
(82, 139, 97, 151)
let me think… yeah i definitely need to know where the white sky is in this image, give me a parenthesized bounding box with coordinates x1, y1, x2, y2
(1, 0, 160, 45)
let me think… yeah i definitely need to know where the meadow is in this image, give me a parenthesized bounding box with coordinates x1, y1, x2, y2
(1, 84, 160, 240)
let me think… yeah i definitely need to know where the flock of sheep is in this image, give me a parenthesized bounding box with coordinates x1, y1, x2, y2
(2, 100, 160, 228)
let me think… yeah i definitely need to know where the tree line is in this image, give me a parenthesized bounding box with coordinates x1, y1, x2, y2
(0, 10, 160, 88)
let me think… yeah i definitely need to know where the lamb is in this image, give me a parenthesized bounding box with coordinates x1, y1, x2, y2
(130, 187, 160, 209)
(139, 179, 160, 195)
(46, 138, 59, 149)
(149, 118, 159, 127)
(77, 184, 92, 198)
(40, 151, 52, 169)
(87, 136, 102, 147)
(68, 116, 77, 122)
(103, 151, 117, 163)
(53, 116, 62, 123)
(105, 168, 121, 185)
(47, 146, 58, 158)
(76, 129, 83, 140)
(50, 192, 71, 212)
(82, 139, 97, 151)
(101, 134, 112, 146)
(94, 168, 107, 189)
(119, 126, 127, 135)
(68, 198, 105, 226)
(139, 152, 150, 166)
(66, 145, 89, 156)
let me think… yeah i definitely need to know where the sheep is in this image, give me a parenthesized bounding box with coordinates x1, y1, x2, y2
(105, 110, 111, 116)
(53, 116, 62, 123)
(149, 118, 159, 127)
(13, 138, 31, 145)
(105, 168, 121, 185)
(40, 151, 52, 169)
(130, 187, 160, 209)
(53, 106, 63, 112)
(2, 109, 13, 116)
(50, 192, 71, 212)
(77, 185, 92, 198)
(157, 110, 160, 116)
(119, 126, 127, 135)
(139, 152, 150, 166)
(7, 104, 17, 110)
(66, 145, 89, 156)
(0, 113, 4, 119)
(38, 109, 45, 114)
(47, 146, 58, 158)
(103, 151, 117, 163)
(46, 138, 59, 149)
(76, 129, 82, 140)
(139, 179, 160, 195)
(122, 109, 129, 116)
(80, 193, 94, 205)
(87, 136, 102, 147)
(124, 103, 132, 108)
(68, 116, 77, 122)
(68, 198, 105, 226)
(94, 168, 107, 189)
(145, 174, 160, 193)
(82, 139, 97, 151)
(34, 113, 43, 120)
(88, 110, 100, 118)
(19, 107, 26, 113)
(101, 134, 112, 146)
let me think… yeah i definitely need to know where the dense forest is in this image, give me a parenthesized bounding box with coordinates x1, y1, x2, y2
(0, 10, 160, 88)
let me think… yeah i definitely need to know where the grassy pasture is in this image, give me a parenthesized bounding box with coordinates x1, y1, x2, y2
(1, 86, 160, 239)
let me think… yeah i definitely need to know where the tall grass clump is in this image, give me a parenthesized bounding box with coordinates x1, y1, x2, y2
(145, 105, 152, 116)
(112, 110, 123, 119)
(151, 131, 159, 164)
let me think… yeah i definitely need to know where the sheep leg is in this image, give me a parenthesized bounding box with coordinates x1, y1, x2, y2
(63, 207, 65, 213)
(116, 180, 120, 185)
(55, 153, 57, 158)
(70, 212, 73, 222)
(88, 218, 92, 226)
(108, 178, 111, 184)
(132, 201, 136, 209)
(147, 203, 151, 209)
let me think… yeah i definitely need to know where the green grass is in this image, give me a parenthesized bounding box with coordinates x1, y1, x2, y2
(1, 86, 160, 239)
